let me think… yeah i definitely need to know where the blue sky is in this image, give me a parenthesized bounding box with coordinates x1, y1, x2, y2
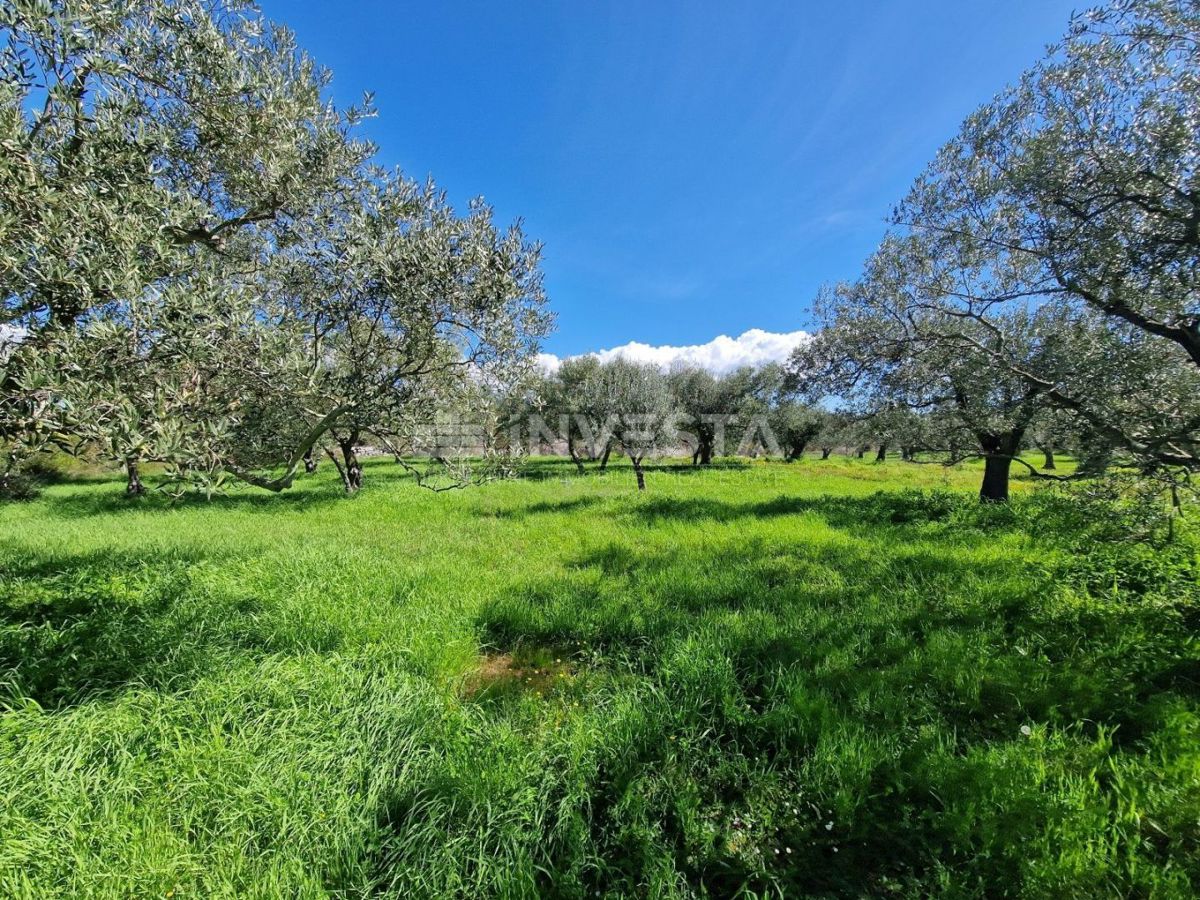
(259, 0, 1080, 364)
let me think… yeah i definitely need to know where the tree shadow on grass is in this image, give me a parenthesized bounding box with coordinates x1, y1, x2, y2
(480, 490, 1197, 742)
(515, 457, 752, 480)
(493, 489, 1006, 545)
(487, 495, 609, 520)
(628, 490, 989, 529)
(466, 515, 1199, 896)
(0, 548, 286, 709)
(39, 478, 353, 519)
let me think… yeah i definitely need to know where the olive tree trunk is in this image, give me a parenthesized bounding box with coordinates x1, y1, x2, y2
(328, 431, 363, 494)
(978, 430, 1023, 503)
(785, 441, 807, 462)
(567, 434, 586, 475)
(125, 457, 144, 496)
(341, 442, 363, 493)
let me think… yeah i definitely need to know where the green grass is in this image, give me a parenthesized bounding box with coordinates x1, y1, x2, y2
(1, 456, 1197, 898)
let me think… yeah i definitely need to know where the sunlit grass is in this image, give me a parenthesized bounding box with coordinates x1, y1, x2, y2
(0, 455, 1195, 897)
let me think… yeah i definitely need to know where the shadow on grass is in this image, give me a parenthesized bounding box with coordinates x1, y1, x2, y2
(482, 490, 1196, 738)
(495, 488, 1000, 535)
(464, 507, 1199, 896)
(514, 457, 752, 480)
(0, 549, 283, 709)
(38, 475, 357, 519)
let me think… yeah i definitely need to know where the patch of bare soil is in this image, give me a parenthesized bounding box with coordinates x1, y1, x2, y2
(462, 648, 578, 701)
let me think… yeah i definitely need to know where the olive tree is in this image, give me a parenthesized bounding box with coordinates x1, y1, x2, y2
(227, 170, 551, 494)
(667, 365, 747, 465)
(0, 0, 370, 482)
(893, 0, 1200, 471)
(581, 358, 677, 491)
(792, 234, 1098, 501)
(0, 0, 367, 330)
(18, 260, 310, 496)
(554, 356, 614, 472)
(768, 401, 826, 461)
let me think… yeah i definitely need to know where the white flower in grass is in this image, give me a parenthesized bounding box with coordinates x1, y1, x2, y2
(1020, 724, 1032, 736)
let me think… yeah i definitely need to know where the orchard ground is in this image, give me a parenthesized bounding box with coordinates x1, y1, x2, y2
(1, 456, 1197, 897)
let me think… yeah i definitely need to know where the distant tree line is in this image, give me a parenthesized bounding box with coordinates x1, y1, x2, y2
(499, 356, 1101, 493)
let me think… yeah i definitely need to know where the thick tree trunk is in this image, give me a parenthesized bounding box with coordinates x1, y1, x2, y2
(901, 446, 913, 461)
(875, 443, 888, 462)
(978, 430, 1023, 503)
(692, 448, 701, 466)
(125, 457, 144, 496)
(338, 435, 363, 494)
(1041, 446, 1056, 470)
(567, 435, 586, 474)
(698, 439, 713, 465)
(856, 446, 867, 459)
(632, 458, 646, 491)
(786, 441, 807, 462)
(821, 447, 832, 460)
(980, 455, 1012, 503)
(599, 442, 612, 471)
(303, 447, 317, 474)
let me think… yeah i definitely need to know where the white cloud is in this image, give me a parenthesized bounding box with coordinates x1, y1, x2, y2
(535, 352, 562, 373)
(537, 328, 810, 376)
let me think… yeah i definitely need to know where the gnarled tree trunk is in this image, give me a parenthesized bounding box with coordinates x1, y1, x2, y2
(820, 447, 832, 460)
(978, 430, 1023, 503)
(567, 434, 586, 475)
(632, 457, 646, 491)
(1040, 446, 1056, 470)
(303, 447, 317, 474)
(125, 456, 144, 496)
(329, 430, 363, 494)
(875, 443, 888, 462)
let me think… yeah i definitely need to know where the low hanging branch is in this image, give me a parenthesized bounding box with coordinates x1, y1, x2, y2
(227, 403, 356, 492)
(375, 433, 522, 493)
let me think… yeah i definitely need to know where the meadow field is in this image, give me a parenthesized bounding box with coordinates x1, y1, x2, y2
(1, 458, 1197, 898)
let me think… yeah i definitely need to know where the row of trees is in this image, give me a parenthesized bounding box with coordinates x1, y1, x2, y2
(1, 0, 551, 497)
(5, 1, 1192, 505)
(790, 0, 1200, 502)
(509, 356, 1085, 491)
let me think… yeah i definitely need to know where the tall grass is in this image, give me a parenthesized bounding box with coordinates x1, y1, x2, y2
(1, 456, 1196, 897)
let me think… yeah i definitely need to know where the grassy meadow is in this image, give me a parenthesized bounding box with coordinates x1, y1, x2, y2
(1, 456, 1197, 898)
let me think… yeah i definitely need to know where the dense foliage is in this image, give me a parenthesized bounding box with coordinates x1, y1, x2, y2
(791, 0, 1200, 501)
(0, 0, 550, 496)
